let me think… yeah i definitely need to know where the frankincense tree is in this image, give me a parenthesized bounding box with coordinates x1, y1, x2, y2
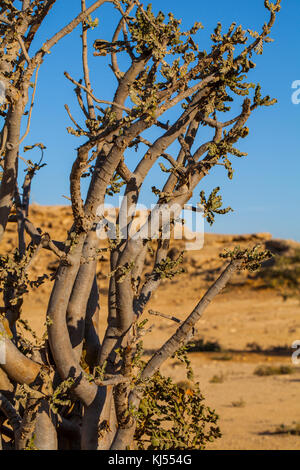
(0, 0, 280, 450)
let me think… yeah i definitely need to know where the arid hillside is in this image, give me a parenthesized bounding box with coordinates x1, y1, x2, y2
(2, 204, 300, 450)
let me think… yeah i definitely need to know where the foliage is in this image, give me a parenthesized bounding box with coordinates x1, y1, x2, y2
(220, 245, 273, 271)
(0, 247, 49, 310)
(152, 252, 185, 279)
(135, 371, 221, 449)
(200, 187, 233, 225)
(129, 332, 220, 450)
(48, 378, 76, 415)
(257, 249, 300, 301)
(106, 173, 126, 196)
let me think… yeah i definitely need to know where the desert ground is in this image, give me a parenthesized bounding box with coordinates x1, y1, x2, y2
(2, 204, 300, 450)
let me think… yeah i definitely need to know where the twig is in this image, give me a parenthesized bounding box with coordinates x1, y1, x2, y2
(94, 375, 131, 387)
(81, 0, 96, 120)
(19, 64, 41, 145)
(155, 120, 170, 131)
(64, 104, 85, 132)
(37, 0, 110, 54)
(132, 136, 181, 170)
(148, 309, 181, 324)
(17, 34, 31, 64)
(75, 85, 90, 119)
(20, 216, 66, 255)
(111, 1, 136, 79)
(64, 72, 131, 112)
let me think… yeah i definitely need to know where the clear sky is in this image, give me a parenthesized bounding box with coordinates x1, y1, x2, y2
(19, 0, 300, 241)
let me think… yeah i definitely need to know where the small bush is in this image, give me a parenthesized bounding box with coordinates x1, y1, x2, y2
(262, 423, 300, 436)
(254, 365, 295, 376)
(246, 342, 262, 352)
(210, 373, 225, 384)
(231, 398, 246, 408)
(274, 423, 300, 436)
(135, 371, 221, 450)
(187, 338, 221, 353)
(257, 248, 300, 301)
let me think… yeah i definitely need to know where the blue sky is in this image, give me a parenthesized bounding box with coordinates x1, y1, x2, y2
(19, 0, 300, 241)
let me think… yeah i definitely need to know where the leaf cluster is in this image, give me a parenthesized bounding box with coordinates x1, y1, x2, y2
(200, 186, 233, 225)
(220, 245, 273, 271)
(135, 371, 221, 450)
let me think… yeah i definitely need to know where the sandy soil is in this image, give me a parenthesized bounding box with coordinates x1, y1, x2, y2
(2, 204, 300, 450)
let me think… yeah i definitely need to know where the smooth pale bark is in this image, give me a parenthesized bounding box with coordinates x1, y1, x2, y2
(0, 368, 13, 395)
(0, 327, 57, 449)
(47, 132, 135, 446)
(99, 258, 119, 369)
(0, 322, 41, 386)
(34, 402, 58, 450)
(16, 399, 58, 450)
(67, 230, 99, 361)
(47, 235, 99, 407)
(0, 105, 23, 242)
(134, 239, 169, 316)
(47, 234, 102, 449)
